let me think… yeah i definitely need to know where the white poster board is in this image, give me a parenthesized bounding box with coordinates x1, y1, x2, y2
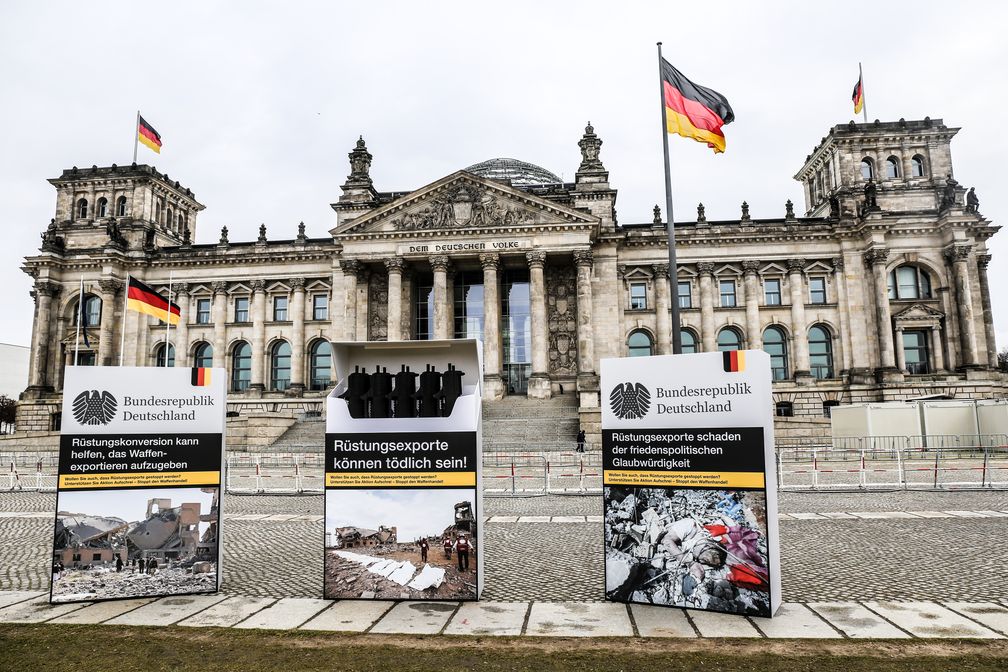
(51, 366, 226, 603)
(601, 350, 780, 617)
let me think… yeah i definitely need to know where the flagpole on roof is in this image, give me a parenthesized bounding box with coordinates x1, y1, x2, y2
(119, 273, 130, 366)
(657, 42, 682, 355)
(133, 111, 140, 164)
(74, 275, 84, 366)
(164, 272, 173, 367)
(859, 63, 867, 123)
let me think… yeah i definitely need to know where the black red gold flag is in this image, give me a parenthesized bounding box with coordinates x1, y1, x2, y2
(660, 58, 734, 153)
(138, 115, 162, 154)
(126, 277, 180, 325)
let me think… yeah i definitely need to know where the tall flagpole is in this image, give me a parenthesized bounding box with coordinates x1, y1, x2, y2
(74, 275, 84, 366)
(164, 272, 173, 367)
(657, 42, 682, 354)
(859, 62, 867, 123)
(120, 274, 130, 366)
(133, 110, 140, 164)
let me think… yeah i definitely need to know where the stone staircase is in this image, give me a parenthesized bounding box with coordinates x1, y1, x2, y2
(265, 414, 325, 452)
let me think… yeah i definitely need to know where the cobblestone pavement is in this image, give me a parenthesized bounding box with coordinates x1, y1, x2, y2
(3, 490, 1008, 602)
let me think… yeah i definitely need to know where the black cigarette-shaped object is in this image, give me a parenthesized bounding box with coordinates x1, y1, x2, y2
(415, 364, 442, 418)
(391, 365, 418, 418)
(367, 365, 393, 418)
(439, 362, 465, 417)
(341, 365, 371, 418)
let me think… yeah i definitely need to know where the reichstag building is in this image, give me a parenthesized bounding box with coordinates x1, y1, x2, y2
(18, 118, 1004, 440)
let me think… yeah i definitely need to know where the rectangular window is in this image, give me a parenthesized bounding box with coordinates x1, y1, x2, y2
(273, 295, 288, 321)
(234, 297, 249, 323)
(629, 282, 647, 310)
(196, 298, 211, 324)
(903, 330, 930, 375)
(719, 280, 736, 307)
(809, 277, 827, 304)
(677, 281, 692, 309)
(764, 279, 781, 306)
(312, 294, 328, 320)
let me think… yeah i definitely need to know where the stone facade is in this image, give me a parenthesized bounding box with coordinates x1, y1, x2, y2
(16, 119, 1005, 441)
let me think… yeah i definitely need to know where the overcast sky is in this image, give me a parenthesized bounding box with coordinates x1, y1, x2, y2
(326, 488, 471, 540)
(1, 1, 1006, 356)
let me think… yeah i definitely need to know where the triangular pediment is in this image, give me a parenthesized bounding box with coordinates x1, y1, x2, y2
(893, 303, 944, 321)
(332, 171, 598, 236)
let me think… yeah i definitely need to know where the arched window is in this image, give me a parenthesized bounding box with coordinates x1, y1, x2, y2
(116, 196, 127, 217)
(911, 155, 926, 178)
(193, 342, 213, 368)
(96, 197, 108, 218)
(74, 295, 102, 327)
(860, 158, 874, 180)
(155, 343, 175, 368)
(231, 341, 251, 392)
(809, 325, 834, 379)
(271, 341, 292, 391)
(763, 326, 789, 381)
(310, 340, 332, 391)
(77, 198, 88, 219)
(166, 208, 174, 230)
(885, 156, 900, 179)
(178, 213, 185, 232)
(627, 330, 653, 357)
(887, 265, 932, 299)
(680, 329, 698, 354)
(716, 327, 742, 352)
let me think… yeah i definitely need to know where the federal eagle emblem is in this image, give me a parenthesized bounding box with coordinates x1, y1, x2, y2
(71, 390, 117, 426)
(609, 382, 651, 420)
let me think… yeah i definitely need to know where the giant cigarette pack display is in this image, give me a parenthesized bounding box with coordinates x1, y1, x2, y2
(601, 350, 780, 617)
(51, 366, 226, 603)
(325, 339, 482, 600)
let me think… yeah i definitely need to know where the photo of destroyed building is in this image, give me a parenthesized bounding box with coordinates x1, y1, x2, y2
(331, 525, 397, 549)
(51, 487, 220, 602)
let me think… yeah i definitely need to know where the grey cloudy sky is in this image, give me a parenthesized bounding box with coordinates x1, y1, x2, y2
(1, 1, 1006, 354)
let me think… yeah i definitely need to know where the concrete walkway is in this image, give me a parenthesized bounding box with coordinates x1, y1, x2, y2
(1, 591, 1006, 638)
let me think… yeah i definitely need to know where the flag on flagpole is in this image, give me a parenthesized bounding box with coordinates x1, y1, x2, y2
(137, 115, 162, 154)
(659, 58, 735, 153)
(126, 277, 180, 325)
(852, 73, 865, 115)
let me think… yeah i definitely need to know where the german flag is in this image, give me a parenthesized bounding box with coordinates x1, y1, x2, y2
(661, 58, 734, 154)
(852, 74, 864, 115)
(126, 277, 180, 325)
(137, 115, 162, 154)
(191, 367, 212, 387)
(723, 350, 746, 373)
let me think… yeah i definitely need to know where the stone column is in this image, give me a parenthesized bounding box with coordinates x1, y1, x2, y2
(787, 259, 811, 380)
(431, 255, 451, 340)
(289, 277, 306, 395)
(894, 326, 907, 372)
(742, 260, 761, 351)
(480, 253, 505, 399)
(576, 251, 600, 403)
(931, 325, 946, 371)
(652, 262, 671, 355)
(385, 258, 404, 341)
(526, 251, 552, 399)
(340, 259, 359, 341)
(946, 245, 978, 367)
(97, 279, 122, 366)
(446, 267, 456, 339)
(864, 248, 897, 376)
(249, 279, 266, 394)
(173, 282, 190, 367)
(976, 254, 997, 368)
(211, 281, 228, 369)
(832, 257, 853, 373)
(356, 267, 370, 341)
(697, 262, 716, 352)
(26, 281, 59, 393)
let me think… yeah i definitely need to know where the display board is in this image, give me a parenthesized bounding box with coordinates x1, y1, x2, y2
(51, 366, 225, 603)
(325, 339, 482, 601)
(601, 350, 781, 617)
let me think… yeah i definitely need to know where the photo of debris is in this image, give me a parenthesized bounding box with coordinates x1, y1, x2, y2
(325, 488, 477, 600)
(605, 487, 770, 616)
(51, 487, 219, 603)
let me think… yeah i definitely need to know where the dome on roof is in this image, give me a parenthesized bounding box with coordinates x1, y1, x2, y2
(464, 158, 562, 187)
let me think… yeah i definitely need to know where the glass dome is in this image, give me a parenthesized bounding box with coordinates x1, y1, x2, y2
(464, 158, 562, 187)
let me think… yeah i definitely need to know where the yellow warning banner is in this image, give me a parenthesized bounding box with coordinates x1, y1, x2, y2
(325, 471, 476, 488)
(58, 471, 221, 490)
(603, 469, 765, 489)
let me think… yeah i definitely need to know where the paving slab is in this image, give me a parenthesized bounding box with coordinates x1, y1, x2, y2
(974, 510, 1008, 517)
(945, 602, 1008, 636)
(551, 516, 586, 523)
(0, 596, 89, 623)
(444, 601, 528, 636)
(300, 600, 394, 632)
(865, 601, 1002, 638)
(905, 510, 955, 518)
(487, 516, 519, 523)
(370, 601, 459, 635)
(234, 597, 330, 629)
(943, 510, 988, 518)
(107, 594, 228, 626)
(262, 514, 299, 521)
(585, 515, 603, 523)
(526, 602, 633, 637)
(788, 512, 826, 520)
(754, 603, 840, 638)
(807, 602, 909, 638)
(687, 608, 762, 637)
(516, 516, 551, 523)
(178, 596, 277, 628)
(0, 590, 46, 610)
(48, 598, 154, 624)
(630, 604, 696, 637)
(819, 512, 859, 519)
(849, 511, 919, 519)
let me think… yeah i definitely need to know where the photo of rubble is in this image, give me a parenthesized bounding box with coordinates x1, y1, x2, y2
(605, 486, 770, 616)
(51, 487, 220, 603)
(325, 488, 478, 600)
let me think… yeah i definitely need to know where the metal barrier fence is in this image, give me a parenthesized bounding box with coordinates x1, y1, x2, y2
(225, 453, 325, 494)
